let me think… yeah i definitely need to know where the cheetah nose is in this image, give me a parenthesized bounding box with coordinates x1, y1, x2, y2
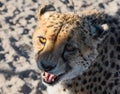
(40, 61, 56, 72)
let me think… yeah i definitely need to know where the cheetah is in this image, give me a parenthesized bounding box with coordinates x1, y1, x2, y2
(32, 4, 120, 94)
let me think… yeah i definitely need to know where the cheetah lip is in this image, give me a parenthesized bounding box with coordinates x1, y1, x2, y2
(42, 72, 64, 84)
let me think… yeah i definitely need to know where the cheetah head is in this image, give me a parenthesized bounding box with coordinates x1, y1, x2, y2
(32, 5, 109, 85)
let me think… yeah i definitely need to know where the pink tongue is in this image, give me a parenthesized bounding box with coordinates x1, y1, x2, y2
(43, 72, 56, 83)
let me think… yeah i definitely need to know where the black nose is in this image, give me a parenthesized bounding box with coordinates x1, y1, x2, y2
(40, 61, 56, 72)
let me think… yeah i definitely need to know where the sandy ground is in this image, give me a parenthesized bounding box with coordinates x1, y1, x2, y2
(0, 0, 120, 94)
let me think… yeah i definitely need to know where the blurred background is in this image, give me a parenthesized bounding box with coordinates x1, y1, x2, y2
(0, 0, 120, 94)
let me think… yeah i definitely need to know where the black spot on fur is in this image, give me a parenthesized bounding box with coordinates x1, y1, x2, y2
(101, 80, 106, 86)
(98, 66, 103, 73)
(112, 18, 119, 24)
(116, 46, 120, 52)
(110, 27, 115, 32)
(89, 90, 92, 94)
(116, 64, 120, 70)
(98, 85, 102, 90)
(75, 90, 78, 93)
(115, 32, 118, 37)
(82, 79, 87, 84)
(83, 72, 87, 76)
(104, 46, 108, 53)
(105, 72, 112, 80)
(103, 71, 107, 76)
(114, 79, 119, 85)
(94, 87, 97, 92)
(88, 78, 92, 82)
(101, 55, 105, 61)
(88, 70, 92, 76)
(115, 90, 118, 94)
(114, 72, 119, 77)
(108, 83, 114, 89)
(110, 36, 115, 45)
(104, 61, 109, 67)
(63, 88, 66, 91)
(75, 82, 79, 86)
(89, 83, 93, 89)
(111, 62, 115, 68)
(77, 77, 81, 80)
(117, 54, 120, 60)
(98, 77, 101, 82)
(92, 70, 97, 75)
(110, 50, 114, 58)
(80, 88, 84, 92)
(102, 90, 107, 94)
(117, 37, 120, 44)
(93, 77, 97, 82)
(86, 85, 90, 89)
(100, 50, 103, 55)
(67, 84, 72, 88)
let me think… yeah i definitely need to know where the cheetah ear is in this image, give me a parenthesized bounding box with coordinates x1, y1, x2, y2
(89, 24, 109, 39)
(37, 4, 56, 20)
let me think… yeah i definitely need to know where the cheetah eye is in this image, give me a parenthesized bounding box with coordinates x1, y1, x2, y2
(39, 36, 46, 44)
(65, 44, 76, 52)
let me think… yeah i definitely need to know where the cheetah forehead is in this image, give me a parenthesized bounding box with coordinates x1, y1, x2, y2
(38, 13, 84, 41)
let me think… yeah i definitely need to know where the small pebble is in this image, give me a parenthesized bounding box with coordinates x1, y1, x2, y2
(0, 1, 3, 7)
(60, 0, 69, 4)
(98, 3, 105, 9)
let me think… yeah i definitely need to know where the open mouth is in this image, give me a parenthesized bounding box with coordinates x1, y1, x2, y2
(42, 72, 64, 85)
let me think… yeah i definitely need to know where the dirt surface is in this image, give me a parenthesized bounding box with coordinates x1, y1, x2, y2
(0, 0, 120, 94)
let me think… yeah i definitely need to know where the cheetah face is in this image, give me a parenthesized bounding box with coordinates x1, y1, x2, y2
(32, 5, 108, 85)
(33, 24, 92, 85)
